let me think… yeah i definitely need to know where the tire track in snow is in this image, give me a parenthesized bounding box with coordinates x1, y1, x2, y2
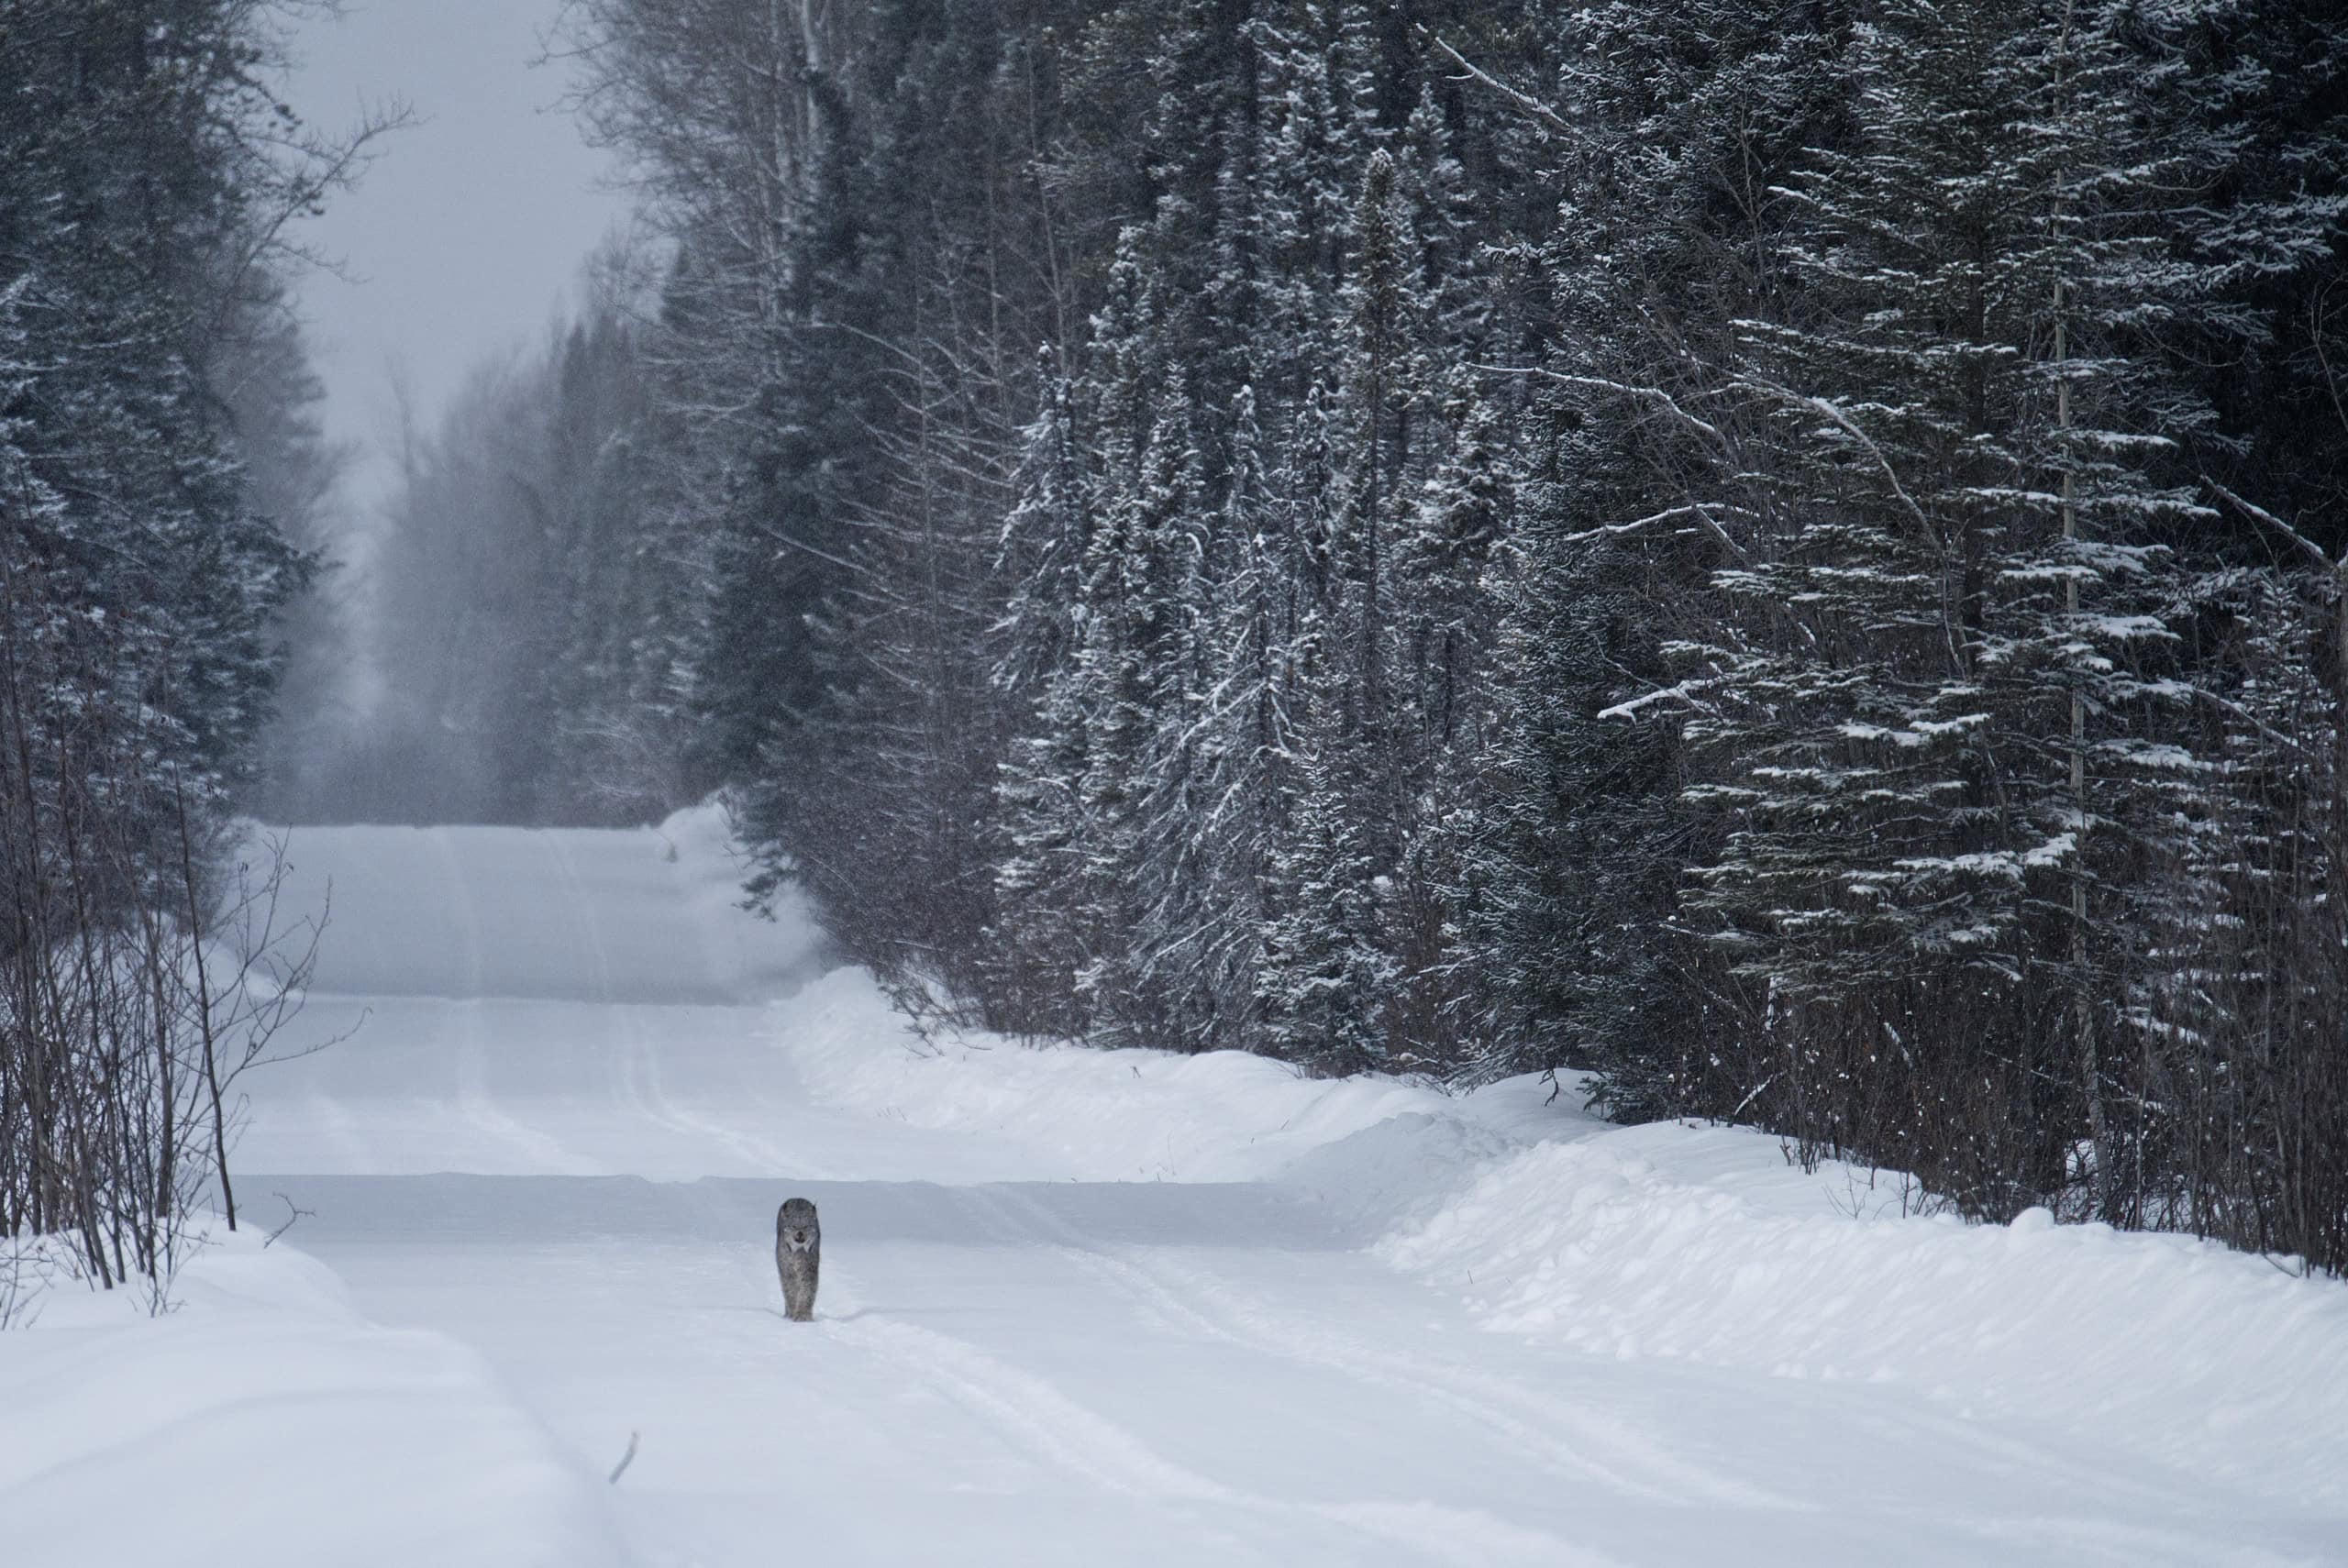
(814, 1287, 1620, 1568)
(541, 832, 758, 1171)
(593, 1002, 754, 1174)
(619, 1004, 806, 1176)
(474, 833, 780, 1178)
(428, 827, 489, 999)
(451, 1000, 597, 1175)
(549, 821, 779, 1173)
(978, 1183, 1800, 1513)
(544, 832, 618, 1007)
(972, 1189, 2267, 1563)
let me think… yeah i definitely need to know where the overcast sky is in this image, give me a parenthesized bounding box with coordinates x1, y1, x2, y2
(282, 0, 632, 514)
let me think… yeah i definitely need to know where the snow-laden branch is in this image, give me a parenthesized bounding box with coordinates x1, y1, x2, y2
(2206, 479, 2347, 575)
(1422, 30, 1577, 141)
(1474, 362, 1729, 447)
(1559, 502, 1756, 560)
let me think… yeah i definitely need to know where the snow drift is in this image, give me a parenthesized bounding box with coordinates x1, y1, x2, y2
(775, 966, 1579, 1189)
(0, 1228, 628, 1568)
(1379, 1120, 2348, 1510)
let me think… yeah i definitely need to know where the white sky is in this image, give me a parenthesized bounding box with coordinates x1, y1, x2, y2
(282, 0, 632, 514)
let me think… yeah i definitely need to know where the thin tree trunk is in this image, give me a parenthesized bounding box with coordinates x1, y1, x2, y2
(174, 776, 235, 1231)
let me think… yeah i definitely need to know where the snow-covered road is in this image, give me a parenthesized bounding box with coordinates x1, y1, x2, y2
(201, 812, 2344, 1566)
(260, 1168, 2319, 1568)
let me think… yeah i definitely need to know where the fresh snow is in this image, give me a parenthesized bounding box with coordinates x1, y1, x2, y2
(1380, 1124, 2348, 1511)
(0, 1226, 626, 1568)
(6, 803, 2343, 1566)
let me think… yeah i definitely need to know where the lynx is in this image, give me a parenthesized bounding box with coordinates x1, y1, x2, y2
(775, 1198, 821, 1321)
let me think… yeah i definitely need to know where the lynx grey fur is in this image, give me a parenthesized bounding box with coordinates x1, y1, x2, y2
(775, 1198, 821, 1321)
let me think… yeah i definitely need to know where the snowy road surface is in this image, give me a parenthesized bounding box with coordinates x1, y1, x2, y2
(187, 813, 2348, 1563)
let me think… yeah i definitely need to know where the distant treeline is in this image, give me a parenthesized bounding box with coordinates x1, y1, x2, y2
(354, 0, 2347, 1272)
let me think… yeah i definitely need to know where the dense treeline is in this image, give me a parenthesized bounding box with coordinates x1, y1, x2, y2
(375, 0, 2344, 1269)
(1, 0, 365, 1295)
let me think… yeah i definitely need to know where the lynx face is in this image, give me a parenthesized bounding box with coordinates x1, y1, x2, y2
(777, 1198, 820, 1253)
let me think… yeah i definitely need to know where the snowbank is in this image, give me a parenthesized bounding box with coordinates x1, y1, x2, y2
(0, 1228, 628, 1568)
(781, 965, 2348, 1510)
(773, 966, 1578, 1186)
(781, 966, 2348, 1507)
(1380, 1120, 2348, 1509)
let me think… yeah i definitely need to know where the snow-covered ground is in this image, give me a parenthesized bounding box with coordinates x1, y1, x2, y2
(0, 1226, 627, 1568)
(6, 806, 2344, 1566)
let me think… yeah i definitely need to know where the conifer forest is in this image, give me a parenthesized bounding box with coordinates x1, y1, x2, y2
(1, 0, 376, 1286)
(9, 0, 2348, 1282)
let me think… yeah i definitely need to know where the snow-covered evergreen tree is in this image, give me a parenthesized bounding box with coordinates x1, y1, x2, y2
(1257, 733, 1399, 1075)
(1646, 0, 2245, 1210)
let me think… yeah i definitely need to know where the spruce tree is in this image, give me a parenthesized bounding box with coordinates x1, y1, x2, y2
(1667, 0, 2243, 1211)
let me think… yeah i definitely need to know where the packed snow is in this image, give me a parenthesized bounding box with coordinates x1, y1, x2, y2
(5, 804, 2343, 1566)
